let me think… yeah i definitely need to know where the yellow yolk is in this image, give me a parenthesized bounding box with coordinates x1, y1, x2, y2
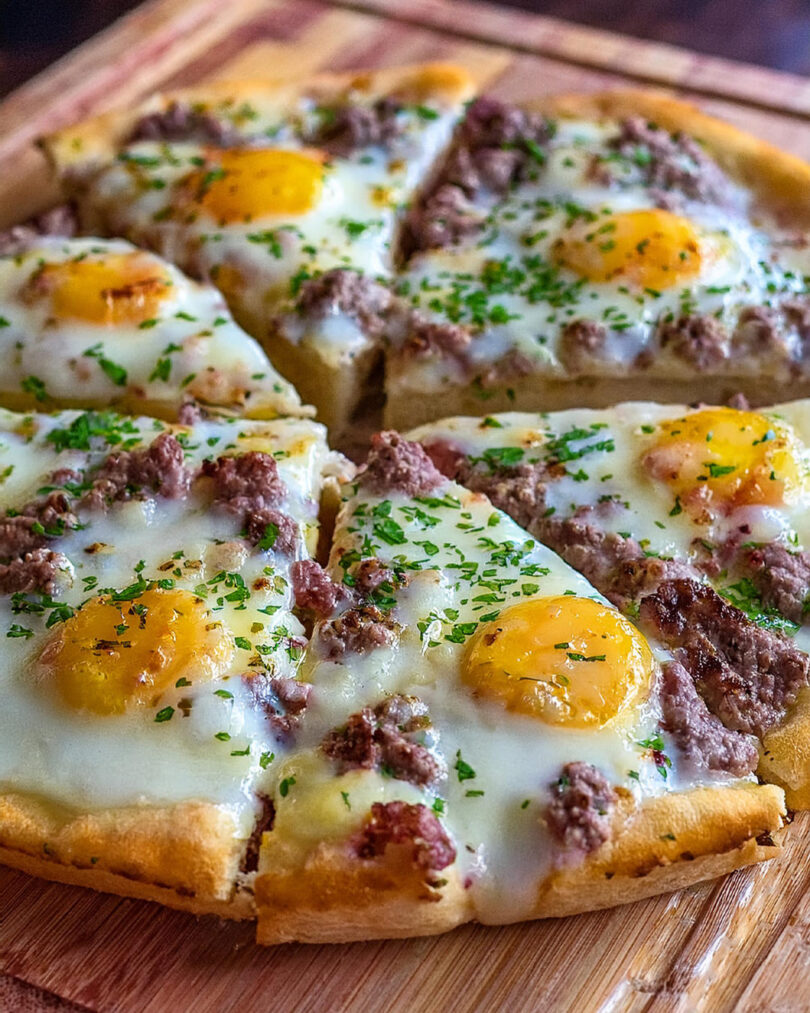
(553, 209, 703, 290)
(188, 148, 325, 223)
(463, 596, 654, 727)
(32, 253, 172, 326)
(39, 588, 234, 715)
(642, 407, 802, 515)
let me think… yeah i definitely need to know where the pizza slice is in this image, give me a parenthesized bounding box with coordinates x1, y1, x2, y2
(412, 401, 810, 810)
(42, 65, 475, 437)
(252, 431, 783, 944)
(385, 91, 810, 430)
(0, 406, 339, 916)
(0, 223, 306, 421)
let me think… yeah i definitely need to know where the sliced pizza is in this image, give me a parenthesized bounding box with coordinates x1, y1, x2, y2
(253, 431, 783, 944)
(385, 91, 810, 430)
(42, 65, 475, 437)
(412, 401, 810, 809)
(0, 407, 338, 916)
(0, 225, 306, 421)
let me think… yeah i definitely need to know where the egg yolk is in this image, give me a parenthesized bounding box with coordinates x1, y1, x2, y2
(33, 253, 172, 326)
(463, 596, 654, 727)
(187, 148, 325, 223)
(642, 407, 801, 515)
(39, 588, 233, 715)
(553, 209, 703, 290)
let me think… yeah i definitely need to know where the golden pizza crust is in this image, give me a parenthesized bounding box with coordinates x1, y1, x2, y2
(0, 791, 255, 918)
(387, 369, 810, 433)
(255, 837, 471, 945)
(759, 686, 810, 810)
(40, 63, 475, 172)
(255, 783, 784, 944)
(533, 782, 784, 920)
(530, 89, 810, 227)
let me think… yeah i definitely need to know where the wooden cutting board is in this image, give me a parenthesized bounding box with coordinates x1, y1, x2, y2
(2, 1, 810, 1009)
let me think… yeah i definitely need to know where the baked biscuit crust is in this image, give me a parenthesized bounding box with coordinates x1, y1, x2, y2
(0, 792, 255, 918)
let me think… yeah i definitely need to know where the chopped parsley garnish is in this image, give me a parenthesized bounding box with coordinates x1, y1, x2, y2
(454, 750, 476, 782)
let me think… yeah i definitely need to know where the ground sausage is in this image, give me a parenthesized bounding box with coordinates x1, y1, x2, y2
(659, 314, 731, 371)
(546, 762, 617, 856)
(658, 660, 758, 775)
(639, 578, 810, 737)
(243, 673, 311, 737)
(291, 559, 345, 616)
(305, 97, 404, 156)
(353, 801, 456, 872)
(0, 205, 78, 257)
(128, 101, 242, 146)
(294, 269, 393, 338)
(0, 549, 69, 595)
(0, 490, 77, 560)
(606, 116, 739, 209)
(360, 431, 444, 497)
(322, 695, 440, 786)
(82, 432, 190, 509)
(318, 604, 399, 658)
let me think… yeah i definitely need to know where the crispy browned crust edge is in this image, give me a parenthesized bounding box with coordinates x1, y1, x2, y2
(39, 63, 476, 172)
(0, 792, 254, 919)
(255, 783, 784, 944)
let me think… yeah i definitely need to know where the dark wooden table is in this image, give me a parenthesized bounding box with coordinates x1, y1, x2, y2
(1, 0, 809, 98)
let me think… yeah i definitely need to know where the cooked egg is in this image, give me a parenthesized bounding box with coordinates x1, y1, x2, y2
(642, 407, 802, 515)
(463, 596, 655, 727)
(39, 588, 234, 715)
(186, 148, 326, 223)
(553, 209, 703, 290)
(27, 252, 172, 326)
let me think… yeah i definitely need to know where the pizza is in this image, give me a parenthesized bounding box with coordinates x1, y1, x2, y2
(42, 65, 475, 437)
(7, 67, 810, 944)
(0, 406, 336, 916)
(385, 92, 810, 430)
(252, 432, 783, 943)
(45, 82, 810, 439)
(0, 222, 306, 421)
(410, 401, 810, 810)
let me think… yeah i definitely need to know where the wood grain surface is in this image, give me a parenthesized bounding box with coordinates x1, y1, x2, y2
(2, 1, 810, 1010)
